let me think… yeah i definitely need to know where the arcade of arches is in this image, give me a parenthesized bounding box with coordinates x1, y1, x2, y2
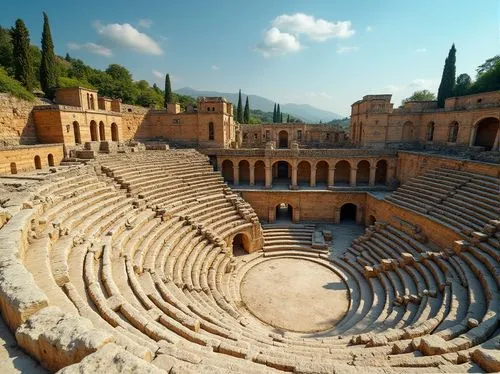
(217, 156, 394, 188)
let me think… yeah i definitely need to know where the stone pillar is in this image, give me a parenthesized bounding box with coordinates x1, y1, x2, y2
(334, 207, 341, 224)
(356, 207, 364, 224)
(233, 165, 239, 186)
(291, 166, 298, 189)
(350, 167, 357, 187)
(310, 166, 316, 187)
(292, 207, 300, 223)
(328, 167, 335, 188)
(265, 166, 272, 189)
(249, 163, 255, 186)
(388, 164, 396, 185)
(268, 206, 276, 223)
(369, 166, 377, 186)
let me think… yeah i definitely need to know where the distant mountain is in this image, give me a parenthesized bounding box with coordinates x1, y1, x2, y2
(175, 87, 343, 123)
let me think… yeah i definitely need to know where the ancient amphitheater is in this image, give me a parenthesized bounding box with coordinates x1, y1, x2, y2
(0, 88, 499, 373)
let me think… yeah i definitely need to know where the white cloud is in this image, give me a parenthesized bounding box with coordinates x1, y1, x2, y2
(366, 25, 373, 32)
(336, 45, 359, 54)
(272, 13, 355, 41)
(152, 70, 164, 79)
(305, 91, 333, 100)
(257, 27, 302, 57)
(211, 65, 219, 71)
(67, 42, 112, 57)
(415, 47, 427, 53)
(93, 21, 163, 55)
(138, 19, 153, 28)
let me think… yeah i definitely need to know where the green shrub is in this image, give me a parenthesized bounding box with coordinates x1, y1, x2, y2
(0, 67, 35, 101)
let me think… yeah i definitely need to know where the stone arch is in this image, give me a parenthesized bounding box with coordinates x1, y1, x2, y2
(99, 121, 106, 141)
(297, 160, 311, 185)
(275, 202, 294, 221)
(34, 155, 42, 170)
(10, 162, 17, 174)
(426, 121, 435, 141)
(90, 94, 95, 110)
(272, 160, 291, 183)
(472, 117, 499, 150)
(340, 203, 357, 222)
(315, 160, 329, 185)
(356, 160, 370, 185)
(73, 121, 81, 144)
(238, 160, 250, 184)
(402, 121, 415, 141)
(221, 160, 234, 183)
(334, 160, 350, 185)
(254, 160, 265, 185)
(232, 232, 251, 255)
(278, 130, 288, 148)
(90, 121, 98, 141)
(375, 159, 388, 184)
(448, 121, 459, 143)
(111, 123, 119, 141)
(47, 153, 55, 167)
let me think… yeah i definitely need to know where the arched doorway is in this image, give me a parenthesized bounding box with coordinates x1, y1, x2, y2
(426, 122, 435, 142)
(90, 121, 98, 141)
(375, 159, 388, 184)
(315, 161, 329, 186)
(47, 154, 54, 167)
(232, 233, 250, 255)
(73, 121, 81, 144)
(254, 160, 265, 185)
(297, 161, 311, 186)
(221, 160, 234, 183)
(278, 130, 288, 148)
(402, 121, 415, 142)
(340, 203, 357, 222)
(34, 155, 42, 170)
(473, 117, 499, 150)
(111, 123, 119, 141)
(239, 160, 250, 185)
(334, 160, 350, 185)
(357, 160, 370, 185)
(276, 203, 293, 221)
(10, 162, 17, 174)
(99, 121, 106, 141)
(448, 121, 459, 143)
(273, 161, 291, 184)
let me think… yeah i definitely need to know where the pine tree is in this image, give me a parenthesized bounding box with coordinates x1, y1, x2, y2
(273, 103, 277, 123)
(277, 104, 281, 123)
(437, 44, 456, 108)
(236, 89, 243, 123)
(10, 19, 33, 91)
(65, 52, 71, 62)
(243, 96, 250, 123)
(164, 73, 173, 107)
(40, 12, 58, 99)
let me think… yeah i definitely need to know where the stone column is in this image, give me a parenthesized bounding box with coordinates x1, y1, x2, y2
(233, 165, 239, 186)
(350, 167, 357, 187)
(292, 207, 300, 223)
(388, 163, 396, 185)
(265, 166, 272, 189)
(291, 166, 298, 189)
(268, 206, 276, 223)
(369, 166, 377, 186)
(310, 166, 316, 187)
(249, 163, 255, 186)
(328, 167, 335, 188)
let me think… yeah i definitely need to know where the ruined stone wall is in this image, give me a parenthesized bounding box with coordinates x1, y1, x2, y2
(396, 151, 500, 184)
(0, 144, 64, 175)
(0, 93, 49, 146)
(120, 104, 150, 140)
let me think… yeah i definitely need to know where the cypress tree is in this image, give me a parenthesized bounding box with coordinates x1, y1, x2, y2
(280, 112, 283, 123)
(40, 12, 58, 99)
(10, 19, 33, 91)
(286, 114, 290, 123)
(437, 44, 456, 108)
(164, 73, 173, 107)
(243, 96, 250, 123)
(236, 89, 243, 123)
(277, 104, 281, 123)
(273, 103, 277, 123)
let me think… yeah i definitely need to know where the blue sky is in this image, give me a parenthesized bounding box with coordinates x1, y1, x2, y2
(2, 0, 499, 115)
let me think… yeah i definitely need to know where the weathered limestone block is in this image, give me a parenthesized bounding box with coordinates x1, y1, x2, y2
(399, 252, 415, 266)
(322, 230, 332, 241)
(418, 335, 448, 355)
(472, 231, 489, 243)
(363, 266, 378, 278)
(56, 343, 166, 374)
(471, 348, 500, 373)
(16, 306, 114, 372)
(0, 262, 48, 330)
